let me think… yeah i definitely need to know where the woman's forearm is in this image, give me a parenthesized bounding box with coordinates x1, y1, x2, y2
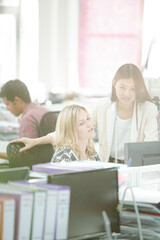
(0, 152, 8, 159)
(10, 133, 56, 152)
(35, 135, 55, 146)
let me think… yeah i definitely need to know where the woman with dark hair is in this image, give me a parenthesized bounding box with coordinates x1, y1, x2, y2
(91, 63, 158, 163)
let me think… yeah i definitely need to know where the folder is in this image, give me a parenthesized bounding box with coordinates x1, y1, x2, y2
(32, 162, 83, 174)
(35, 183, 71, 240)
(0, 185, 33, 240)
(9, 180, 71, 240)
(0, 197, 15, 240)
(32, 160, 119, 175)
(7, 181, 46, 240)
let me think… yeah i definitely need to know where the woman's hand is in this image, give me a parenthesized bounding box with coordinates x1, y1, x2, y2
(10, 137, 36, 152)
(10, 135, 54, 152)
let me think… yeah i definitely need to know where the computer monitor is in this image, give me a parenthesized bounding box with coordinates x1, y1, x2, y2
(0, 166, 30, 183)
(48, 168, 120, 240)
(124, 141, 160, 167)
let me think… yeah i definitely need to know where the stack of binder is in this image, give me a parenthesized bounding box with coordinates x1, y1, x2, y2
(0, 182, 70, 240)
(32, 160, 125, 174)
(0, 186, 33, 240)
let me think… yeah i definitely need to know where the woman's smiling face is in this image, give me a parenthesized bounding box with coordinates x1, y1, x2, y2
(114, 78, 136, 105)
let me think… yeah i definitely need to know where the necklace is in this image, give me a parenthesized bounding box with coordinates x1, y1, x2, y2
(114, 110, 118, 163)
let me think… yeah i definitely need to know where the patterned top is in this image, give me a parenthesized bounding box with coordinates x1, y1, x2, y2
(19, 102, 49, 138)
(51, 146, 100, 162)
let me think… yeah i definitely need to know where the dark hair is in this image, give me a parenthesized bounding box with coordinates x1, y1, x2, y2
(0, 79, 31, 103)
(111, 63, 152, 103)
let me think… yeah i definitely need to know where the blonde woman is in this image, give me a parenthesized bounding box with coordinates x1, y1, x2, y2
(11, 105, 100, 162)
(51, 104, 100, 162)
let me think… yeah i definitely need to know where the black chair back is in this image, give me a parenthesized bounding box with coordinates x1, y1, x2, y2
(38, 111, 59, 136)
(7, 111, 59, 169)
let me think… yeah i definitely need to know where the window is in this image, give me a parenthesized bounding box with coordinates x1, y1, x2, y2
(79, 0, 144, 95)
(0, 2, 19, 84)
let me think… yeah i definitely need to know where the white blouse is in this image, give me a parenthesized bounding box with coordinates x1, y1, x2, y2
(111, 116, 132, 160)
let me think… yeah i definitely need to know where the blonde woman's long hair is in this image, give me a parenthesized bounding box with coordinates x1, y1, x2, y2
(55, 104, 95, 159)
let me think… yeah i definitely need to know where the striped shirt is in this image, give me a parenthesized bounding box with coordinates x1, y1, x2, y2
(51, 146, 100, 162)
(19, 102, 49, 138)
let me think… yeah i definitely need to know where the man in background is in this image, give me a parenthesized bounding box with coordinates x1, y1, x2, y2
(0, 79, 49, 138)
(0, 79, 49, 159)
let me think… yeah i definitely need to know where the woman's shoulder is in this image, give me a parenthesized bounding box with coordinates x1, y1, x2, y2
(91, 97, 115, 119)
(95, 97, 113, 109)
(140, 101, 158, 112)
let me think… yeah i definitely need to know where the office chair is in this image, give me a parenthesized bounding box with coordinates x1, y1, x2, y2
(7, 111, 59, 169)
(38, 111, 59, 136)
